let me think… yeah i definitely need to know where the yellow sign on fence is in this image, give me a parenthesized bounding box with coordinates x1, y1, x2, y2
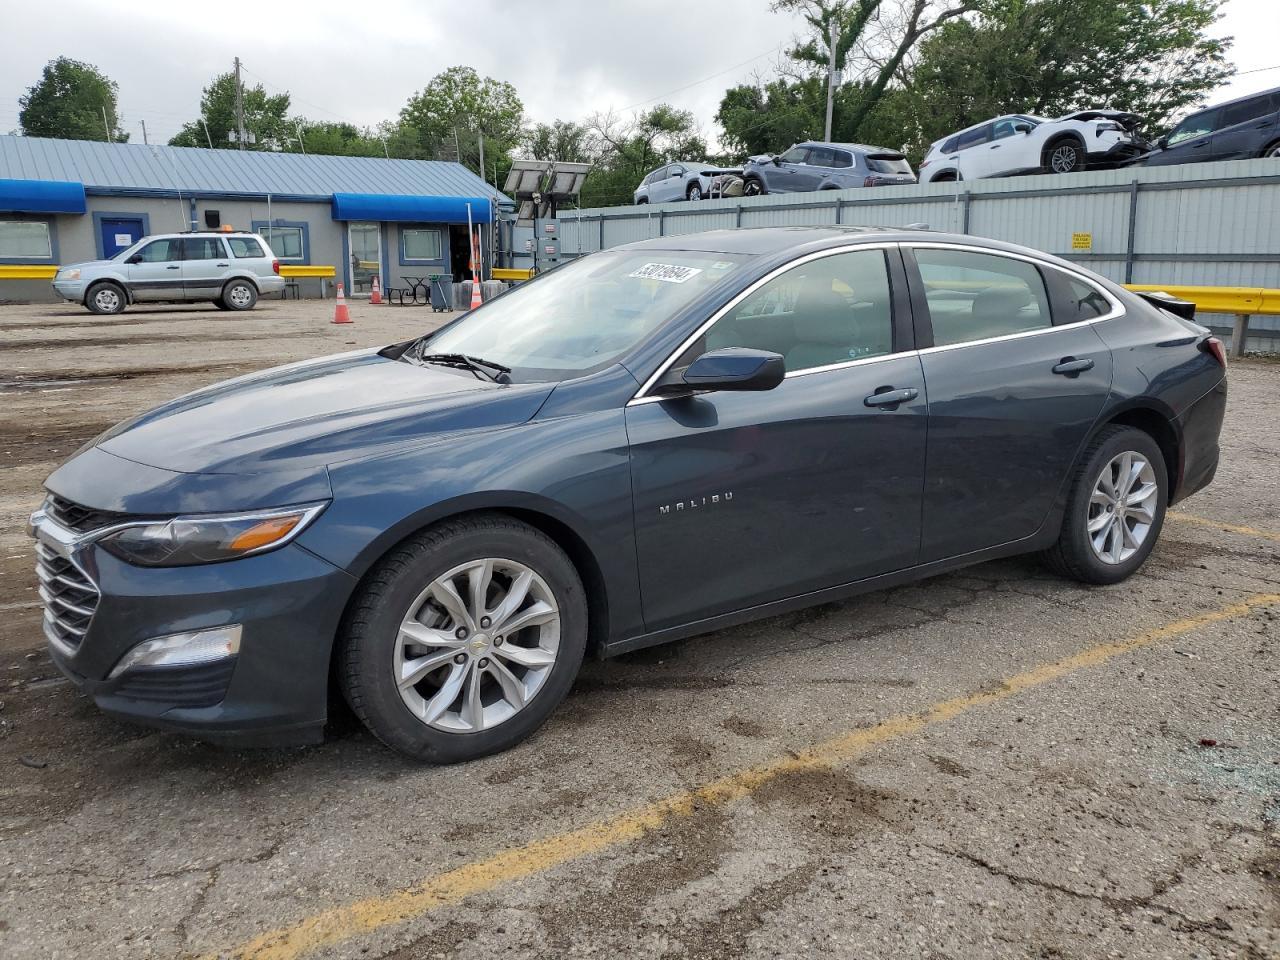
(1071, 232, 1093, 251)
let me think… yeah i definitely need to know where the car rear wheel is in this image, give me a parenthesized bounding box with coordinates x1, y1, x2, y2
(1041, 425, 1167, 585)
(1261, 141, 1280, 159)
(743, 176, 765, 196)
(686, 182, 703, 201)
(85, 281, 126, 315)
(221, 279, 258, 311)
(1045, 139, 1084, 174)
(339, 514, 588, 762)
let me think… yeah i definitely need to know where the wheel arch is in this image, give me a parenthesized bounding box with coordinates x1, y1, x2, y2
(1094, 402, 1181, 498)
(86, 276, 131, 305)
(1043, 131, 1087, 163)
(223, 273, 262, 293)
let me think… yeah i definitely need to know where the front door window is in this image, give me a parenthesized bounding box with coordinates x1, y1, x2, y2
(349, 222, 381, 294)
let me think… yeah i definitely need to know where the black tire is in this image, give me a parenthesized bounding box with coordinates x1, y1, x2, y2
(221, 279, 258, 311)
(1044, 137, 1085, 174)
(931, 170, 960, 183)
(686, 182, 703, 201)
(339, 514, 588, 763)
(1041, 425, 1167, 585)
(1259, 140, 1280, 159)
(213, 299, 231, 310)
(743, 176, 766, 197)
(636, 197, 649, 204)
(84, 281, 126, 315)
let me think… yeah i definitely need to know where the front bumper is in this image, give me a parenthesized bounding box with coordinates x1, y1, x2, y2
(29, 509, 357, 746)
(52, 279, 86, 302)
(1087, 140, 1149, 168)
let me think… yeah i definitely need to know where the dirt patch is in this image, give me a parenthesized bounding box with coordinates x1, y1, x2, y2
(0, 420, 115, 467)
(720, 715, 768, 739)
(751, 764, 900, 842)
(928, 754, 973, 779)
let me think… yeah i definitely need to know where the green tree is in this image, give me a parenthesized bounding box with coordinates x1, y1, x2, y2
(399, 66, 525, 181)
(717, 76, 827, 155)
(169, 73, 292, 150)
(523, 120, 592, 163)
(289, 121, 391, 158)
(580, 104, 707, 207)
(19, 57, 129, 142)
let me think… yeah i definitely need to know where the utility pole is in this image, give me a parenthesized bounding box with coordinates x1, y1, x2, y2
(140, 119, 148, 145)
(294, 121, 307, 155)
(102, 105, 112, 143)
(824, 17, 839, 142)
(233, 56, 247, 151)
(201, 119, 214, 149)
(477, 128, 486, 183)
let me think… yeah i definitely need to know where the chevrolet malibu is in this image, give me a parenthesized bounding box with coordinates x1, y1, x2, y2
(29, 227, 1227, 762)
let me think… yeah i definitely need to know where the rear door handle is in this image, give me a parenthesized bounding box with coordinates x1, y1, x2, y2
(216, 262, 229, 267)
(864, 386, 919, 408)
(166, 265, 180, 270)
(1052, 357, 1095, 375)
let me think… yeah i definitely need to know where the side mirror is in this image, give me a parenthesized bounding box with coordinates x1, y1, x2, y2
(1014, 123, 1033, 134)
(772, 155, 783, 166)
(126, 254, 143, 264)
(1156, 135, 1168, 150)
(655, 347, 786, 395)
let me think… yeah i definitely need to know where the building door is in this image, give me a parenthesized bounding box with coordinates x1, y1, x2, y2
(348, 222, 381, 294)
(99, 217, 144, 259)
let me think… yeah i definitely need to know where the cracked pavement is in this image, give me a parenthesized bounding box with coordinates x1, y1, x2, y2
(0, 302, 1277, 959)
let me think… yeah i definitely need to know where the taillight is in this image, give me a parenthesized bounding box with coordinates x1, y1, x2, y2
(1201, 336, 1226, 368)
(272, 259, 280, 275)
(919, 158, 930, 168)
(864, 176, 877, 187)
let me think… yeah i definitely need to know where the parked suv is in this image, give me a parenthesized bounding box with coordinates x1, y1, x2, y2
(741, 142, 917, 195)
(52, 231, 285, 315)
(1142, 86, 1280, 166)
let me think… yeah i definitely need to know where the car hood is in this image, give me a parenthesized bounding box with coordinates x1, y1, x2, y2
(1057, 110, 1144, 130)
(58, 259, 116, 272)
(95, 348, 556, 476)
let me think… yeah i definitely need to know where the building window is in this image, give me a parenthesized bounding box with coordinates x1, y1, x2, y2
(401, 227, 443, 263)
(252, 221, 308, 263)
(0, 220, 52, 260)
(228, 236, 266, 258)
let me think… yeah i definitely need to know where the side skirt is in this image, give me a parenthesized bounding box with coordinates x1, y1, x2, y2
(601, 526, 1059, 659)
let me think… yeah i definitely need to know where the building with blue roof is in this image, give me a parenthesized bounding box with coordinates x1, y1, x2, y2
(0, 135, 512, 301)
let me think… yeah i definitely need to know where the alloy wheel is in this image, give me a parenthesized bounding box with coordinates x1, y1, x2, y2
(1268, 145, 1280, 158)
(1087, 451, 1158, 564)
(688, 184, 702, 200)
(93, 287, 121, 312)
(1050, 144, 1080, 173)
(394, 558, 561, 732)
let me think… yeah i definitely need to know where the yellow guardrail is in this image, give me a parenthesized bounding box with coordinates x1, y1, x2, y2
(1123, 284, 1280, 317)
(279, 265, 336, 278)
(0, 265, 58, 279)
(492, 267, 534, 282)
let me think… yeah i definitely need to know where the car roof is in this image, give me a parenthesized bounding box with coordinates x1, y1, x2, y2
(797, 141, 899, 154)
(1191, 83, 1280, 116)
(614, 225, 1059, 258)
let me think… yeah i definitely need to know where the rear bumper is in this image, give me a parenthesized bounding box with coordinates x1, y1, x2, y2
(1172, 375, 1227, 504)
(257, 276, 287, 294)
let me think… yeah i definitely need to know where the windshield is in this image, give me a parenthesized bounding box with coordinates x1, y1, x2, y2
(419, 250, 748, 381)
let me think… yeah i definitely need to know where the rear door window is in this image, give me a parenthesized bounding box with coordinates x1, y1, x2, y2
(913, 248, 1052, 346)
(1046, 271, 1115, 325)
(806, 146, 837, 167)
(830, 150, 853, 169)
(183, 237, 226, 260)
(227, 236, 266, 258)
(1221, 94, 1275, 128)
(956, 124, 993, 150)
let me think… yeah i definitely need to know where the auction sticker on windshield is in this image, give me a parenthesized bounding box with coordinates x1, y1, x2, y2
(630, 263, 703, 283)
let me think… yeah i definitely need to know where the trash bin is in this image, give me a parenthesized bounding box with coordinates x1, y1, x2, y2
(430, 277, 452, 313)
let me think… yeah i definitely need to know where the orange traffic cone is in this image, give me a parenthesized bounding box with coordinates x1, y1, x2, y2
(370, 275, 383, 305)
(469, 277, 483, 310)
(332, 283, 352, 324)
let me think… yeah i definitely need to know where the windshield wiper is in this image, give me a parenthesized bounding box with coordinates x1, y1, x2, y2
(413, 351, 512, 383)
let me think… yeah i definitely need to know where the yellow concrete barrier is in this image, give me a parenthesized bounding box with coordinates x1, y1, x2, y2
(0, 265, 58, 279)
(492, 267, 534, 282)
(1123, 284, 1280, 317)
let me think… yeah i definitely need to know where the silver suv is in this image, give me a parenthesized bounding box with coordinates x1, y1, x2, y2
(52, 231, 286, 315)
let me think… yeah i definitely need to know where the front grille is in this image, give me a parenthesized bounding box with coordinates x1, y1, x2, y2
(35, 541, 100, 653)
(44, 494, 129, 534)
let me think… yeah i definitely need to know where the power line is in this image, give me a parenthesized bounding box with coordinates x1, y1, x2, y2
(616, 44, 786, 113)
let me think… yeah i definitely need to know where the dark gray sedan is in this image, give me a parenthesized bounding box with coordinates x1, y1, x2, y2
(30, 227, 1226, 762)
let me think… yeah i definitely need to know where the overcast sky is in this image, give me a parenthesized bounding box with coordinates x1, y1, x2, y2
(0, 0, 1275, 148)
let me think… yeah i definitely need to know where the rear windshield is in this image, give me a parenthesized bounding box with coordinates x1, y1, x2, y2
(865, 154, 912, 174)
(227, 237, 265, 258)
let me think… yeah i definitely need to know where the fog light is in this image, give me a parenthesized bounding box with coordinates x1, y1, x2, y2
(108, 625, 242, 679)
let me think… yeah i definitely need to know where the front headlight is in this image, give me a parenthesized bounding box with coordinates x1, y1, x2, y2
(59, 269, 81, 281)
(98, 503, 327, 567)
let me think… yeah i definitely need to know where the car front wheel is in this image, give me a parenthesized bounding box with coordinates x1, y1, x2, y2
(743, 177, 765, 196)
(339, 514, 588, 762)
(1046, 139, 1084, 174)
(85, 281, 126, 315)
(1042, 425, 1167, 585)
(686, 182, 703, 201)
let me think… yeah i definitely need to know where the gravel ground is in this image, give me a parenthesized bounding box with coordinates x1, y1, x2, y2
(0, 299, 1277, 960)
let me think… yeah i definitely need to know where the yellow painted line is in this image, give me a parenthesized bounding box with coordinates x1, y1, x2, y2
(201, 591, 1280, 960)
(1169, 511, 1280, 543)
(0, 264, 58, 279)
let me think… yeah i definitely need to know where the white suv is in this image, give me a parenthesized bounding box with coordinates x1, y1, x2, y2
(52, 231, 286, 315)
(919, 111, 1147, 182)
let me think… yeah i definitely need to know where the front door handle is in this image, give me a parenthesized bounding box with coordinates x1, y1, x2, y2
(216, 262, 229, 267)
(166, 264, 180, 270)
(1052, 357, 1095, 375)
(864, 386, 919, 408)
